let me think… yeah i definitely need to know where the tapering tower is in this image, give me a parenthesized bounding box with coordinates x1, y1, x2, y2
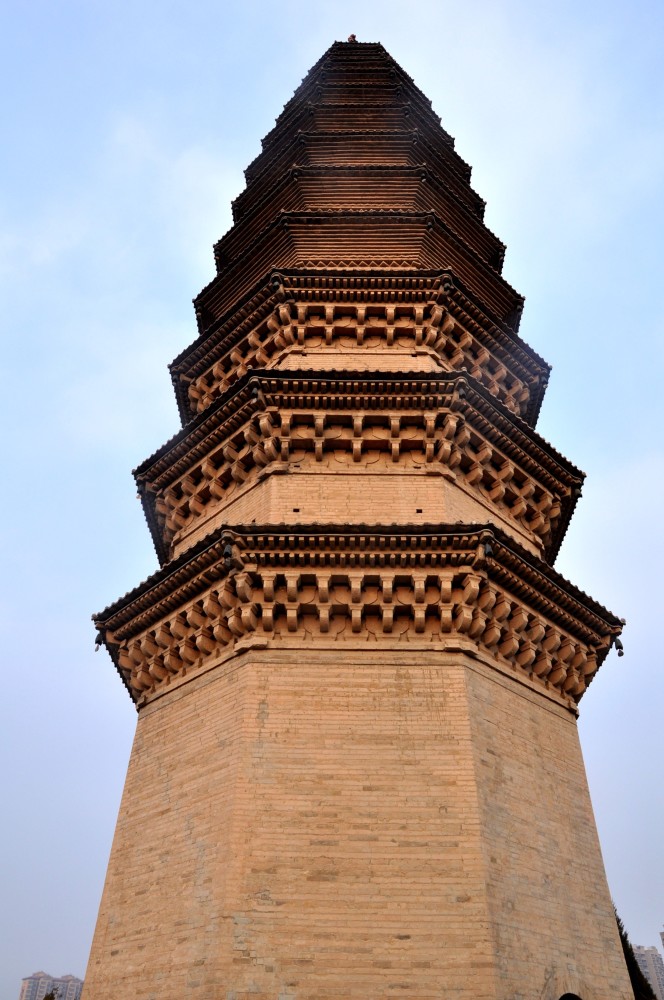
(85, 42, 630, 1000)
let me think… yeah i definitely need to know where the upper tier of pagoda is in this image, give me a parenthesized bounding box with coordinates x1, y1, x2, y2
(170, 42, 550, 437)
(190, 44, 527, 353)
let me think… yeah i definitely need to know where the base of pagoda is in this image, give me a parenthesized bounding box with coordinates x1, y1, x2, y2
(84, 644, 630, 1000)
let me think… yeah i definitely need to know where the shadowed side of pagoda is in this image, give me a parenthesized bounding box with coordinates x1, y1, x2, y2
(84, 41, 630, 1000)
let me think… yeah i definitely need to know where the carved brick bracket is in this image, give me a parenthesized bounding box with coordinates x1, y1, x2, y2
(170, 271, 548, 426)
(136, 373, 581, 566)
(94, 525, 621, 709)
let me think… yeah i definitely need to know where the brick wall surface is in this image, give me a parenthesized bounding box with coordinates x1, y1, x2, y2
(173, 469, 540, 560)
(84, 649, 630, 999)
(465, 665, 631, 999)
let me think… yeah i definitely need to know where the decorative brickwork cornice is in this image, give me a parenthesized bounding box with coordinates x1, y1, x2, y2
(243, 129, 479, 217)
(93, 524, 622, 709)
(136, 371, 580, 566)
(194, 212, 523, 334)
(228, 166, 501, 270)
(257, 101, 448, 162)
(172, 270, 546, 425)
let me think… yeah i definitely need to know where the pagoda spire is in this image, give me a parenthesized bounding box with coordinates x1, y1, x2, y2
(85, 40, 630, 1000)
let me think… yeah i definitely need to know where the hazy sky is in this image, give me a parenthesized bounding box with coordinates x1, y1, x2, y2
(1, 0, 663, 996)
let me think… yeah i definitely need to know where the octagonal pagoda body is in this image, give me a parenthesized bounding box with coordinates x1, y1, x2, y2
(85, 42, 630, 1000)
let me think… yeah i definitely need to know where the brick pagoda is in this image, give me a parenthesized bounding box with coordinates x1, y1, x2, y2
(85, 41, 631, 999)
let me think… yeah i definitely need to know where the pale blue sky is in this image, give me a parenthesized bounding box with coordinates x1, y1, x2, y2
(1, 1, 663, 996)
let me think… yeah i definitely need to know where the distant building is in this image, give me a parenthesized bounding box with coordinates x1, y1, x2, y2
(634, 945, 664, 1000)
(19, 972, 83, 1000)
